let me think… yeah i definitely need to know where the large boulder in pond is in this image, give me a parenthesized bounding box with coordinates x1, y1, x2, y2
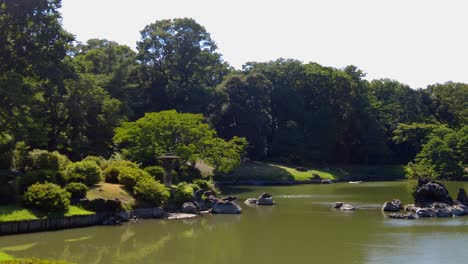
(257, 193, 275, 205)
(412, 179, 453, 207)
(182, 202, 198, 214)
(340, 204, 355, 211)
(416, 208, 435, 217)
(382, 199, 403, 212)
(456, 188, 468, 206)
(212, 201, 242, 214)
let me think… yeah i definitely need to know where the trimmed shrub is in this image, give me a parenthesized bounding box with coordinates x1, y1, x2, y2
(172, 182, 197, 206)
(103, 160, 139, 183)
(23, 182, 71, 212)
(53, 151, 71, 171)
(193, 179, 220, 195)
(117, 167, 152, 190)
(133, 177, 170, 206)
(65, 182, 89, 200)
(28, 149, 60, 171)
(65, 161, 102, 186)
(144, 166, 165, 181)
(176, 165, 202, 182)
(83, 155, 108, 169)
(17, 169, 58, 193)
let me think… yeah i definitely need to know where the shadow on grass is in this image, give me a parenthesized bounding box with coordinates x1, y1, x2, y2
(220, 161, 295, 182)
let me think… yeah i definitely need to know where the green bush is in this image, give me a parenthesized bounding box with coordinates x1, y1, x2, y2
(103, 160, 139, 183)
(133, 177, 170, 206)
(65, 182, 89, 200)
(18, 169, 58, 193)
(144, 166, 165, 181)
(23, 182, 71, 212)
(117, 167, 152, 190)
(193, 179, 220, 195)
(53, 151, 71, 171)
(176, 165, 202, 182)
(172, 182, 197, 206)
(28, 149, 61, 171)
(65, 161, 102, 186)
(0, 132, 14, 169)
(83, 155, 108, 169)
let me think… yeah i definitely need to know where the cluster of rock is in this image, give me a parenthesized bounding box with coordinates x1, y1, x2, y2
(382, 179, 468, 220)
(180, 189, 242, 214)
(332, 202, 355, 210)
(244, 193, 276, 205)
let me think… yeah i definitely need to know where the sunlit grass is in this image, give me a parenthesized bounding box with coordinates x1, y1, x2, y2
(0, 205, 94, 222)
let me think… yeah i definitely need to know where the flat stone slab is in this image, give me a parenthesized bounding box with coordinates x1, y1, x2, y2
(161, 213, 198, 220)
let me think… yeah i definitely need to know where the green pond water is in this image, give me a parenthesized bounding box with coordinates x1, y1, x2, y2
(2, 181, 468, 264)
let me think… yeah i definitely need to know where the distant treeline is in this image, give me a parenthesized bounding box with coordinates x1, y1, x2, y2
(0, 0, 467, 168)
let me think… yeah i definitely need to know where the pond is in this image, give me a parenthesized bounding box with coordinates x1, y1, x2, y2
(1, 181, 468, 264)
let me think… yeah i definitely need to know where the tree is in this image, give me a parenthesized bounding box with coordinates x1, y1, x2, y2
(215, 73, 272, 159)
(0, 0, 74, 149)
(136, 18, 230, 116)
(113, 110, 247, 174)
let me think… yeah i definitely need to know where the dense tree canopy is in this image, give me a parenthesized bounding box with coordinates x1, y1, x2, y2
(0, 0, 467, 180)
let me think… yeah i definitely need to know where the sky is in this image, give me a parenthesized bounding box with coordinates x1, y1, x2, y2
(60, 0, 468, 88)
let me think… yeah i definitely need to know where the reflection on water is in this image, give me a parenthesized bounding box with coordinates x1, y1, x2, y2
(1, 181, 468, 263)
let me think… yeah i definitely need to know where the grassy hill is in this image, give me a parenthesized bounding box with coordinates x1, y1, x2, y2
(217, 161, 405, 182)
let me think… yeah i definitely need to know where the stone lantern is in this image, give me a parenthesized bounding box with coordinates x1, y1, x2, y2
(157, 153, 180, 187)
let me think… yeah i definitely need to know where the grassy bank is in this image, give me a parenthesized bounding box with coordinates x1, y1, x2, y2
(218, 161, 405, 182)
(0, 205, 94, 222)
(86, 183, 136, 210)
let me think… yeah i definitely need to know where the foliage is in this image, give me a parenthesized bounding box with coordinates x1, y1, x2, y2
(404, 162, 438, 181)
(0, 132, 13, 169)
(18, 169, 59, 193)
(65, 161, 103, 186)
(82, 156, 107, 169)
(23, 182, 71, 212)
(136, 18, 229, 116)
(103, 160, 139, 183)
(172, 182, 197, 206)
(143, 166, 165, 182)
(117, 167, 152, 190)
(114, 110, 247, 174)
(65, 182, 89, 200)
(193, 179, 220, 195)
(10, 141, 29, 172)
(133, 177, 170, 206)
(27, 149, 61, 171)
(407, 125, 467, 180)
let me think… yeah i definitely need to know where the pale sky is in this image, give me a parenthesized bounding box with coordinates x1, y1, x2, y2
(60, 0, 468, 88)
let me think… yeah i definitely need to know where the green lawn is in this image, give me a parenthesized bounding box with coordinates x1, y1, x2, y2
(0, 252, 14, 261)
(0, 205, 94, 222)
(220, 161, 405, 182)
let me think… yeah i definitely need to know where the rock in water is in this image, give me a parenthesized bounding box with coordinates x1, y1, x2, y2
(244, 198, 257, 204)
(181, 202, 198, 214)
(412, 179, 453, 207)
(451, 205, 466, 216)
(340, 204, 355, 210)
(435, 208, 452, 217)
(257, 193, 275, 205)
(456, 188, 468, 206)
(212, 201, 242, 214)
(332, 202, 344, 209)
(382, 199, 403, 212)
(416, 208, 434, 217)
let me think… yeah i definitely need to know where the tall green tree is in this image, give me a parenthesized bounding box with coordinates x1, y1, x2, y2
(136, 18, 230, 116)
(216, 73, 272, 159)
